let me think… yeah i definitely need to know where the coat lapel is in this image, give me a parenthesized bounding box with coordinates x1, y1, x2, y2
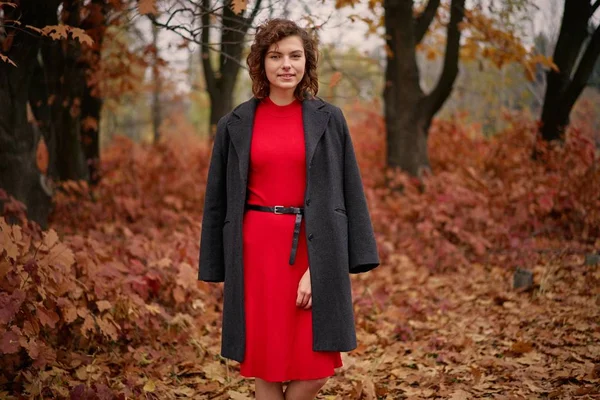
(228, 98, 259, 186)
(303, 97, 331, 170)
(227, 96, 331, 185)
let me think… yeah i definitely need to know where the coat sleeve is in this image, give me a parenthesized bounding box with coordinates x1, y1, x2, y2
(339, 107, 381, 274)
(198, 115, 230, 282)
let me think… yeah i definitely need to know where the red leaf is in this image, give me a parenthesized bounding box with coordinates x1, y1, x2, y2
(1, 331, 20, 354)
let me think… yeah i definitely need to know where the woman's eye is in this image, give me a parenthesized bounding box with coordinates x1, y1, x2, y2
(292, 55, 301, 59)
(270, 55, 279, 59)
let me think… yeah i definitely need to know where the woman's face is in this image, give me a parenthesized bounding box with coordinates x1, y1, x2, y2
(264, 35, 306, 94)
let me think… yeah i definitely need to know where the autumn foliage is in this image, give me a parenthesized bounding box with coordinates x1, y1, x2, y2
(1, 108, 599, 398)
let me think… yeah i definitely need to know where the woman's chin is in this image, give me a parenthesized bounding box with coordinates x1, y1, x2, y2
(271, 82, 299, 91)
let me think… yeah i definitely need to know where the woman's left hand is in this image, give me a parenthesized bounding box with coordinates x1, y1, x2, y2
(296, 269, 312, 309)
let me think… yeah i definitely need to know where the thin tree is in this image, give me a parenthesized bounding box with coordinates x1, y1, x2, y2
(147, 0, 265, 138)
(201, 0, 262, 137)
(151, 21, 162, 143)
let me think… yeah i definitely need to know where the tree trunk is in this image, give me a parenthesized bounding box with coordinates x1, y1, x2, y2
(81, 84, 102, 185)
(29, 0, 89, 183)
(0, 1, 60, 227)
(209, 90, 234, 135)
(384, 0, 465, 177)
(383, 0, 429, 176)
(540, 0, 600, 141)
(55, 0, 89, 182)
(80, 0, 108, 186)
(151, 22, 162, 143)
(201, 0, 262, 139)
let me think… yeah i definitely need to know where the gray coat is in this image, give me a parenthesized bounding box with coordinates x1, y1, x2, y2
(198, 96, 380, 362)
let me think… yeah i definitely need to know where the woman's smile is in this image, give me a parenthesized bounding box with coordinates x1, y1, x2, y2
(264, 35, 306, 99)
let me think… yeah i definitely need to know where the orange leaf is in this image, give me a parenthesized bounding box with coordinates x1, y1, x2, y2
(96, 300, 112, 312)
(231, 0, 247, 14)
(329, 71, 342, 89)
(70, 27, 94, 46)
(41, 25, 69, 40)
(138, 0, 158, 15)
(0, 53, 17, 67)
(36, 136, 49, 175)
(82, 116, 99, 132)
(510, 341, 533, 354)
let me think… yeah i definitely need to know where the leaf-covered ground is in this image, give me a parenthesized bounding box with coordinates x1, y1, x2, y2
(1, 109, 599, 399)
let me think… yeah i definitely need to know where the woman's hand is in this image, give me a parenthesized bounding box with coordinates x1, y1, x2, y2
(296, 269, 312, 309)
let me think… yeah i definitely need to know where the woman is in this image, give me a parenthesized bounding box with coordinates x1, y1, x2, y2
(198, 18, 380, 400)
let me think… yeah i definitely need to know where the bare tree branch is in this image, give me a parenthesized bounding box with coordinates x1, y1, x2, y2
(591, 0, 600, 18)
(423, 0, 466, 119)
(564, 22, 600, 111)
(414, 0, 440, 44)
(201, 0, 216, 93)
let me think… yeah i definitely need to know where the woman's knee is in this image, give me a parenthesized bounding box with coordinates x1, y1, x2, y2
(255, 378, 284, 399)
(305, 377, 329, 391)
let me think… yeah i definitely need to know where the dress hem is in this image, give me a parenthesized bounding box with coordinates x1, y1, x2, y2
(239, 368, 341, 383)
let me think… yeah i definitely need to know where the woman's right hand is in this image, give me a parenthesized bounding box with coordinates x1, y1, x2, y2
(296, 269, 312, 309)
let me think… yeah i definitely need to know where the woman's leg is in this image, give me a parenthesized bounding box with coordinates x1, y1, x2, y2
(255, 378, 285, 400)
(283, 377, 329, 400)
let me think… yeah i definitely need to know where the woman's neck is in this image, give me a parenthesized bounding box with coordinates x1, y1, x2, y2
(268, 87, 296, 106)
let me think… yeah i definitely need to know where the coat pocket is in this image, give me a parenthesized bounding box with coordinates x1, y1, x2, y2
(334, 208, 347, 217)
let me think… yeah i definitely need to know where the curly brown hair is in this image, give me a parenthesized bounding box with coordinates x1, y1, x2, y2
(247, 18, 319, 101)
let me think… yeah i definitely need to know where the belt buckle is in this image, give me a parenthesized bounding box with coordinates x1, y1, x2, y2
(273, 205, 284, 214)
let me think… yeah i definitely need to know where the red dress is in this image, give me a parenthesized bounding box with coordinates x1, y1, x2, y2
(239, 97, 343, 382)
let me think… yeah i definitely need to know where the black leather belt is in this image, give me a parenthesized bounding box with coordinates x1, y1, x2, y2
(245, 204, 304, 265)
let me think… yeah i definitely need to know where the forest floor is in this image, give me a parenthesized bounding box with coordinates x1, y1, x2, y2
(3, 117, 600, 399)
(46, 189, 600, 400)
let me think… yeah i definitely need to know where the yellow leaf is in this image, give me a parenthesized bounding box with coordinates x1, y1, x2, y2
(143, 379, 156, 392)
(42, 25, 69, 41)
(362, 377, 376, 400)
(450, 390, 471, 400)
(61, 301, 78, 324)
(48, 242, 74, 269)
(70, 27, 94, 46)
(203, 361, 227, 383)
(145, 303, 162, 315)
(96, 300, 112, 312)
(75, 365, 88, 380)
(0, 218, 19, 260)
(138, 0, 158, 15)
(43, 229, 59, 249)
(231, 0, 247, 14)
(228, 390, 251, 400)
(97, 315, 119, 341)
(335, 0, 362, 8)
